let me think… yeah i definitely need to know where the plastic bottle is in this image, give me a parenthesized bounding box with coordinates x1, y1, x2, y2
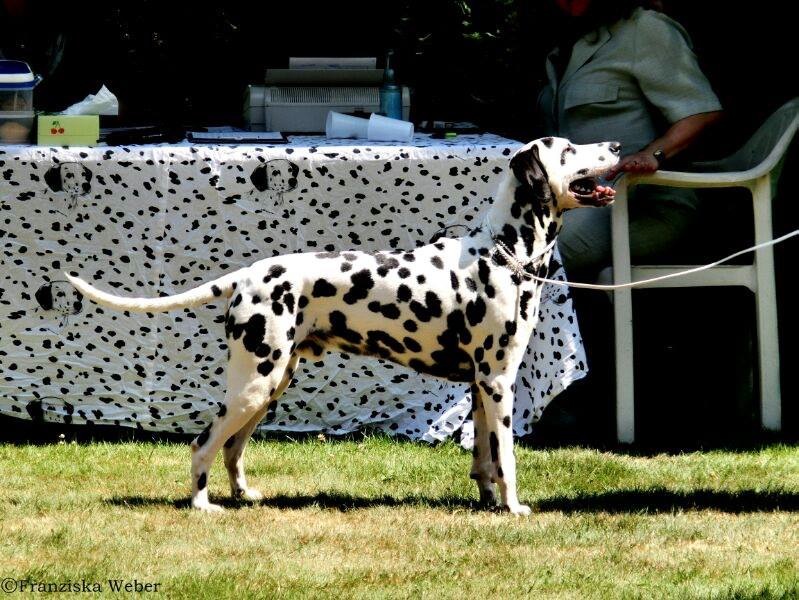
(379, 51, 402, 120)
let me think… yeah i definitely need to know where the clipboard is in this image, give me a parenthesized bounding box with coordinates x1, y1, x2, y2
(186, 131, 289, 144)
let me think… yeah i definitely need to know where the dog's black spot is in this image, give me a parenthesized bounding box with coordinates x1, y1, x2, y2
(397, 284, 412, 303)
(503, 416, 511, 428)
(312, 279, 337, 298)
(241, 314, 266, 352)
(212, 285, 222, 297)
(196, 425, 211, 447)
(430, 256, 444, 269)
(409, 291, 442, 323)
(403, 319, 418, 332)
(366, 330, 405, 357)
(403, 337, 422, 353)
(520, 291, 533, 321)
(284, 293, 295, 314)
(343, 270, 374, 304)
(258, 360, 274, 376)
(329, 311, 363, 344)
(264, 265, 286, 283)
(489, 432, 499, 462)
(466, 296, 487, 326)
(368, 301, 401, 319)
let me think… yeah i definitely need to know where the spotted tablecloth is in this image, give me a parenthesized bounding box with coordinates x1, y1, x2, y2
(0, 134, 586, 444)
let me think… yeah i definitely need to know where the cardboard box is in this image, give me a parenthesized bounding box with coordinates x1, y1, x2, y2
(37, 115, 99, 146)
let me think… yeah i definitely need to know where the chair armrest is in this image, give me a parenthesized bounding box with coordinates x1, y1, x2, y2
(625, 169, 762, 189)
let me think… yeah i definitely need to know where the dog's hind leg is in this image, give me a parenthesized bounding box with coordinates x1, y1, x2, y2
(223, 352, 301, 501)
(469, 383, 498, 507)
(477, 376, 531, 516)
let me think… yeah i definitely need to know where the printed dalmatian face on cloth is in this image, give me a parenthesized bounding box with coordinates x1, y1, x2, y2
(250, 159, 300, 194)
(35, 281, 83, 317)
(44, 162, 93, 198)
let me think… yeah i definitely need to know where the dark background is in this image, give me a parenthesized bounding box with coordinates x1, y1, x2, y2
(1, 0, 796, 445)
(3, 0, 795, 146)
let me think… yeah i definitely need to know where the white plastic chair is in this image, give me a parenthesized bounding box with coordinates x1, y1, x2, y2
(610, 97, 799, 443)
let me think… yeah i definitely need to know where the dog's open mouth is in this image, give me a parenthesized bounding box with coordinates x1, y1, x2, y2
(569, 176, 616, 206)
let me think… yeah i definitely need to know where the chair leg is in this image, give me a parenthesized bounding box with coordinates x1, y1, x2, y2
(611, 178, 635, 443)
(752, 176, 781, 431)
(614, 288, 635, 443)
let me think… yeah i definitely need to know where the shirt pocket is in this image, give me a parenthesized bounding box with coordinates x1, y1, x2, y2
(563, 83, 619, 110)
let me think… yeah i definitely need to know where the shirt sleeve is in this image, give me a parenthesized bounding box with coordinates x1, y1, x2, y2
(633, 11, 722, 123)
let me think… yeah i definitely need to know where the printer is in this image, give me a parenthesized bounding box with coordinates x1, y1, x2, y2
(244, 57, 410, 133)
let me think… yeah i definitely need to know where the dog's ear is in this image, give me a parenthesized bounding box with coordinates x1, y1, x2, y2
(44, 166, 62, 192)
(35, 284, 53, 310)
(250, 165, 269, 192)
(510, 143, 547, 189)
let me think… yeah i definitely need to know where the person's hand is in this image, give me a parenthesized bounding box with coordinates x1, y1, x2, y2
(606, 151, 659, 179)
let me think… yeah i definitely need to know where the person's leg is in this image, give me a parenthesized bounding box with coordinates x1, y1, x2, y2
(549, 188, 698, 441)
(557, 204, 612, 281)
(558, 187, 698, 278)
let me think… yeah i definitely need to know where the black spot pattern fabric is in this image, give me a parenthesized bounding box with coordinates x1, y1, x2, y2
(0, 134, 586, 443)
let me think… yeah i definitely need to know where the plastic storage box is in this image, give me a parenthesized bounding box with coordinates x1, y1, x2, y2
(0, 60, 40, 143)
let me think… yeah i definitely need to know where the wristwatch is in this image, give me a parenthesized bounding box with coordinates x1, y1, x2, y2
(652, 149, 666, 168)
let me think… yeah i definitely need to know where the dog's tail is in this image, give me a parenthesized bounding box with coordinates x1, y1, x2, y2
(64, 270, 242, 313)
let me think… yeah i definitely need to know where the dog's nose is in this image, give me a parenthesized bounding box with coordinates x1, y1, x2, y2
(608, 142, 621, 155)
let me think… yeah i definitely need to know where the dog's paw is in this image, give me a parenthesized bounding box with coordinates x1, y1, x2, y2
(191, 500, 225, 513)
(235, 487, 264, 502)
(503, 503, 532, 516)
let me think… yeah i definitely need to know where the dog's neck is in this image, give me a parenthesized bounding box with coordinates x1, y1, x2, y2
(479, 174, 564, 269)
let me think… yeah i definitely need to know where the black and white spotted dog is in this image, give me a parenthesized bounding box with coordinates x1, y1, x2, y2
(66, 137, 620, 514)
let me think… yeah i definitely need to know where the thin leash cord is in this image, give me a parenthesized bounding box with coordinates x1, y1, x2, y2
(520, 229, 799, 290)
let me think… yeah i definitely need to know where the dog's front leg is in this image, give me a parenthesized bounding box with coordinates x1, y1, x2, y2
(468, 383, 498, 507)
(477, 376, 531, 516)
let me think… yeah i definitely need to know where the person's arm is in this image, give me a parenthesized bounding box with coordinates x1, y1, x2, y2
(606, 110, 722, 178)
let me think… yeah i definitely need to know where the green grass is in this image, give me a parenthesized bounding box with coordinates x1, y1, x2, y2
(1, 438, 798, 599)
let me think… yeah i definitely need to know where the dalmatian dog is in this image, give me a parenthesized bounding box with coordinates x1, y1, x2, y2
(44, 162, 93, 211)
(66, 137, 620, 515)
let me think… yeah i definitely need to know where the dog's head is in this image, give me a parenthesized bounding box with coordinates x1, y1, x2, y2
(510, 137, 620, 210)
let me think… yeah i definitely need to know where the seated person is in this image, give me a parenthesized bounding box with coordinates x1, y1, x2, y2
(538, 0, 723, 281)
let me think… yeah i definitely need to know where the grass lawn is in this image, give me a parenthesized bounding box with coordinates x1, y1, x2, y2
(0, 437, 797, 599)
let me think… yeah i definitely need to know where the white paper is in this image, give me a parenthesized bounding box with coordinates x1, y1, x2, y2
(60, 85, 119, 116)
(289, 57, 376, 70)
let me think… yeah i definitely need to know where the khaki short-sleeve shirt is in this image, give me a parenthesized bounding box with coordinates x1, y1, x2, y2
(538, 8, 722, 157)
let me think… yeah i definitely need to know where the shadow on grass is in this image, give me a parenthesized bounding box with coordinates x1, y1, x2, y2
(535, 487, 799, 514)
(105, 487, 799, 514)
(105, 492, 483, 512)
